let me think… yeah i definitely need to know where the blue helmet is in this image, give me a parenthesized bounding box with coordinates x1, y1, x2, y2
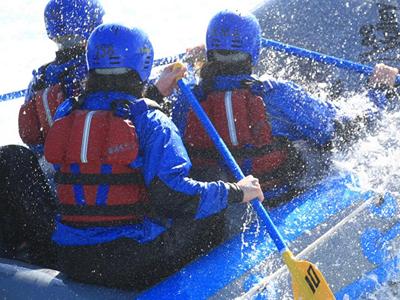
(206, 10, 261, 65)
(44, 0, 104, 41)
(86, 24, 154, 81)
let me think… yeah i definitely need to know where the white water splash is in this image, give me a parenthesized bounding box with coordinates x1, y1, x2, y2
(332, 93, 400, 199)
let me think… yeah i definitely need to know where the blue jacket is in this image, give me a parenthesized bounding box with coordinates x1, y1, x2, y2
(172, 74, 389, 146)
(24, 51, 87, 156)
(171, 74, 393, 200)
(51, 91, 233, 246)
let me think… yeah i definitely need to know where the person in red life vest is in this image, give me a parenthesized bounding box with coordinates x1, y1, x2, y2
(172, 10, 399, 206)
(43, 23, 263, 290)
(18, 0, 105, 157)
(18, 0, 178, 160)
(0, 0, 105, 269)
(0, 0, 184, 270)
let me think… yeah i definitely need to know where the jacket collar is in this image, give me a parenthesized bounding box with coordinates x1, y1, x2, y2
(81, 91, 137, 111)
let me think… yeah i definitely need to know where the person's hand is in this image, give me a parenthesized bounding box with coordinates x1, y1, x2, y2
(155, 62, 187, 97)
(236, 175, 264, 203)
(369, 63, 399, 87)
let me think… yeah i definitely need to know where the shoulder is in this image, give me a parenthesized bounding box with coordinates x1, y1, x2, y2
(53, 97, 77, 121)
(24, 62, 55, 102)
(29, 62, 53, 89)
(260, 75, 310, 101)
(260, 75, 297, 90)
(133, 99, 173, 127)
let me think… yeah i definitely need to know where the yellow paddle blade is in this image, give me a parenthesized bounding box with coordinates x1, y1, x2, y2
(282, 250, 335, 300)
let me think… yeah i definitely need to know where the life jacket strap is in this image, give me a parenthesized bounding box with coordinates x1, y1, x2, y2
(186, 138, 289, 159)
(60, 203, 148, 216)
(55, 172, 144, 185)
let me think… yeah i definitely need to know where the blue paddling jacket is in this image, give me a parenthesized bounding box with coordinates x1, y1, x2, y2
(171, 74, 391, 198)
(48, 91, 241, 246)
(19, 47, 88, 157)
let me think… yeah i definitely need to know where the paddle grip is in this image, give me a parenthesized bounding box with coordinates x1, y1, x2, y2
(178, 79, 287, 253)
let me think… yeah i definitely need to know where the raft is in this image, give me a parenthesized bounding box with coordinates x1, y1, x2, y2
(2, 0, 400, 298)
(1, 170, 399, 299)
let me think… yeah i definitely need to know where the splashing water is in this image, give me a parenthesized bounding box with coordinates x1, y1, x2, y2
(332, 93, 400, 299)
(332, 93, 400, 198)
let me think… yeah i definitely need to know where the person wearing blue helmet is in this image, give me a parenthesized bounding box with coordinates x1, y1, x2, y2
(174, 10, 310, 204)
(173, 10, 398, 206)
(0, 0, 181, 270)
(19, 0, 176, 158)
(19, 0, 105, 155)
(43, 23, 263, 290)
(0, 0, 105, 270)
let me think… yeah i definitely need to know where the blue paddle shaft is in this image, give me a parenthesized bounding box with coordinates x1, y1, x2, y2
(3, 38, 398, 101)
(261, 38, 400, 85)
(178, 79, 287, 253)
(0, 54, 185, 102)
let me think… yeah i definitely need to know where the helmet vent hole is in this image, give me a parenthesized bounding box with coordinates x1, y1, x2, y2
(231, 39, 242, 48)
(109, 56, 121, 65)
(211, 39, 221, 48)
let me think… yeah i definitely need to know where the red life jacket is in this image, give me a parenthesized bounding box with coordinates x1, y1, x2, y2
(184, 89, 290, 190)
(44, 109, 148, 227)
(19, 84, 66, 145)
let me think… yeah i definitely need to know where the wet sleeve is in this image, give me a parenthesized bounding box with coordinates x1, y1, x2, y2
(19, 72, 43, 155)
(265, 79, 339, 145)
(135, 110, 233, 219)
(170, 89, 191, 136)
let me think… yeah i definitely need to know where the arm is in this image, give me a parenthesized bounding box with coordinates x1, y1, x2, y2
(145, 63, 187, 105)
(333, 64, 400, 147)
(263, 78, 338, 146)
(367, 64, 399, 111)
(18, 67, 48, 156)
(133, 109, 262, 219)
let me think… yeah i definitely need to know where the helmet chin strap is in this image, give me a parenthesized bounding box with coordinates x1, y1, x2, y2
(94, 68, 131, 75)
(212, 51, 249, 63)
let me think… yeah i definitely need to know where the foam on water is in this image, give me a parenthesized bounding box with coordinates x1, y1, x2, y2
(331, 94, 400, 299)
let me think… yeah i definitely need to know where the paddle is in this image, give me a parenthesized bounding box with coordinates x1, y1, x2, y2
(260, 38, 400, 85)
(5, 37, 397, 101)
(177, 76, 335, 300)
(174, 37, 400, 85)
(0, 53, 186, 102)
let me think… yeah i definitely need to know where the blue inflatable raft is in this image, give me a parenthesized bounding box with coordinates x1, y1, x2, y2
(1, 170, 399, 299)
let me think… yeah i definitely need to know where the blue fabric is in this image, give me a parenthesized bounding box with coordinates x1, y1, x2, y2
(368, 89, 389, 110)
(24, 54, 87, 157)
(52, 217, 166, 246)
(25, 55, 87, 105)
(51, 91, 231, 246)
(53, 97, 76, 120)
(26, 144, 45, 157)
(263, 77, 338, 145)
(44, 56, 87, 93)
(96, 164, 111, 206)
(172, 75, 339, 146)
(131, 102, 230, 219)
(70, 163, 86, 206)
